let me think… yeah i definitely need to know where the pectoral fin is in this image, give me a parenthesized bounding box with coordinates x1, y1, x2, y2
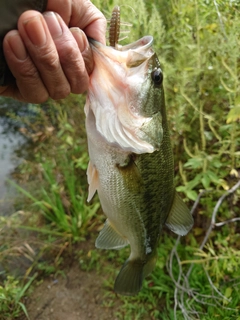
(86, 161, 99, 202)
(95, 219, 129, 249)
(165, 192, 194, 236)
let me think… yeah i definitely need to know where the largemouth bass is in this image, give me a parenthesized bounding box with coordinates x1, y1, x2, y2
(84, 33, 193, 296)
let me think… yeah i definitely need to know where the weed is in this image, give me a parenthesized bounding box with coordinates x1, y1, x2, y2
(0, 275, 36, 320)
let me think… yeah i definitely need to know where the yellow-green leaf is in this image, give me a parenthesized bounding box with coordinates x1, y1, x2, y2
(66, 136, 73, 146)
(226, 106, 240, 123)
(223, 287, 233, 305)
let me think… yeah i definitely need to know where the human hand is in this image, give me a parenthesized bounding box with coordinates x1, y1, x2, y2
(0, 0, 106, 103)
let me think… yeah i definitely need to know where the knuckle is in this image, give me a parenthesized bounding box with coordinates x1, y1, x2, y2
(33, 93, 49, 104)
(57, 43, 88, 94)
(40, 49, 60, 72)
(17, 81, 49, 104)
(59, 43, 79, 65)
(34, 48, 71, 99)
(50, 85, 71, 100)
(71, 77, 88, 94)
(17, 62, 40, 80)
(69, 69, 87, 92)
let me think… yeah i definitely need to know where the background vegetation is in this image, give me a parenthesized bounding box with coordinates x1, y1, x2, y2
(0, 0, 239, 319)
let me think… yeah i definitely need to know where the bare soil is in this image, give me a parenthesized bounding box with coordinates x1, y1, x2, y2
(23, 266, 118, 320)
(18, 240, 122, 320)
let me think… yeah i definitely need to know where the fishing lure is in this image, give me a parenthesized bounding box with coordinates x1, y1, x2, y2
(108, 6, 132, 48)
(109, 6, 121, 48)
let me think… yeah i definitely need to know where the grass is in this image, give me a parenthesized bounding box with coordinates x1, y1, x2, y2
(0, 0, 239, 319)
(0, 274, 36, 320)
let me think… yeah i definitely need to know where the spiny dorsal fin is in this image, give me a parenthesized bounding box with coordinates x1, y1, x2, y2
(165, 192, 194, 236)
(95, 219, 129, 250)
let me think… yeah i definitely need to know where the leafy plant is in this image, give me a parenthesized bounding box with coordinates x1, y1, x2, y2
(8, 102, 100, 241)
(0, 275, 36, 320)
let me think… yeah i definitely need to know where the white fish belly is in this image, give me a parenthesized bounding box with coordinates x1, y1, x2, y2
(86, 109, 149, 257)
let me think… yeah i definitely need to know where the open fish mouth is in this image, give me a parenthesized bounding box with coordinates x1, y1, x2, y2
(89, 35, 153, 51)
(89, 35, 155, 69)
(85, 35, 162, 154)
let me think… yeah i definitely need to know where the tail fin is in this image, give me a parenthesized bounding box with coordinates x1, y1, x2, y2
(114, 259, 143, 296)
(114, 255, 157, 296)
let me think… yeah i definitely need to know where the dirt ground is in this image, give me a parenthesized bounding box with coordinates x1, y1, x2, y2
(16, 238, 123, 320)
(22, 264, 119, 320)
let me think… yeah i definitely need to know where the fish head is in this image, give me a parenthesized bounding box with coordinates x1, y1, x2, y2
(86, 36, 165, 154)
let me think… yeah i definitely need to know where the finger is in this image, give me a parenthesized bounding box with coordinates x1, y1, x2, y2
(47, 0, 107, 44)
(43, 12, 89, 94)
(3, 30, 49, 103)
(71, 0, 107, 44)
(70, 28, 94, 76)
(17, 11, 71, 100)
(46, 0, 71, 25)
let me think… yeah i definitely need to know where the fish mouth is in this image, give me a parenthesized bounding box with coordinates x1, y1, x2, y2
(89, 35, 153, 51)
(117, 36, 153, 51)
(89, 36, 155, 67)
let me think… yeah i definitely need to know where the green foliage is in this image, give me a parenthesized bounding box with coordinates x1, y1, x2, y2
(103, 234, 240, 319)
(157, 0, 240, 199)
(34, 158, 99, 240)
(0, 275, 35, 319)
(93, 0, 165, 47)
(9, 97, 100, 241)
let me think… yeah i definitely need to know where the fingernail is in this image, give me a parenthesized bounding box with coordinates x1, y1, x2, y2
(43, 12, 63, 39)
(24, 15, 47, 46)
(70, 28, 88, 52)
(71, 28, 93, 75)
(8, 31, 27, 60)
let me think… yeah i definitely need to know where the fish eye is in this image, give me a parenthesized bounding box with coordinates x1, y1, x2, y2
(151, 68, 163, 86)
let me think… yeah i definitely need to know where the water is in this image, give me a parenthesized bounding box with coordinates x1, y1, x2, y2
(0, 98, 29, 215)
(0, 122, 26, 214)
(0, 99, 34, 277)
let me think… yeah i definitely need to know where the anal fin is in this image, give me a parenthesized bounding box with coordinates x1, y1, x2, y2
(95, 219, 129, 250)
(165, 192, 194, 236)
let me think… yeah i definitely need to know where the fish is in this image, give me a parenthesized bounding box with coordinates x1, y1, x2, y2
(84, 32, 194, 296)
